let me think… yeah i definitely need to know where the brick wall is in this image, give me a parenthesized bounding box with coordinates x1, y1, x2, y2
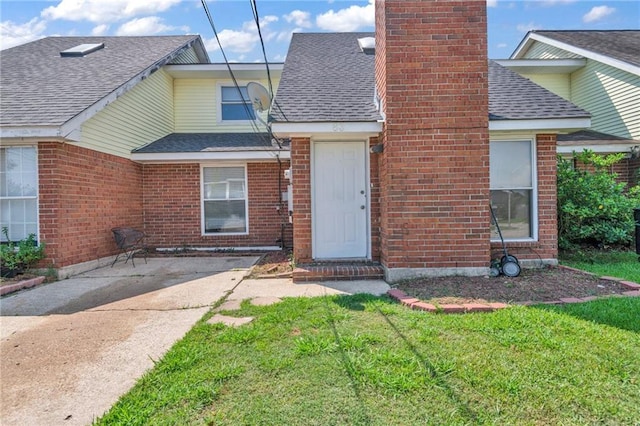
(142, 161, 290, 248)
(291, 138, 312, 262)
(375, 0, 490, 272)
(38, 142, 143, 267)
(491, 134, 558, 262)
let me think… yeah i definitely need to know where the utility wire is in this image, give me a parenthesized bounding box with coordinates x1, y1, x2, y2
(200, 0, 274, 151)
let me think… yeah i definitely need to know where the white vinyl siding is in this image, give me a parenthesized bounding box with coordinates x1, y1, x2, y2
(523, 42, 582, 59)
(174, 78, 276, 133)
(81, 69, 174, 157)
(520, 73, 571, 100)
(169, 47, 199, 64)
(0, 146, 38, 242)
(571, 61, 640, 139)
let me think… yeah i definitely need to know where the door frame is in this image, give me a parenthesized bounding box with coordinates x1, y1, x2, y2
(310, 139, 371, 260)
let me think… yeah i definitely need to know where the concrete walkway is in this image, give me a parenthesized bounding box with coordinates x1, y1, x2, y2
(0, 257, 389, 426)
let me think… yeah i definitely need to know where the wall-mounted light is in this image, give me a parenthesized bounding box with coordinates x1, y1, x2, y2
(370, 143, 384, 154)
(631, 145, 639, 159)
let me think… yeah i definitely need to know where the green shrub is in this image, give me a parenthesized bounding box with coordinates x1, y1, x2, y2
(0, 227, 46, 275)
(557, 150, 640, 249)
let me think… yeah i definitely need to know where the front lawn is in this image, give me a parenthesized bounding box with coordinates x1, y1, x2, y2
(97, 294, 640, 425)
(561, 249, 640, 283)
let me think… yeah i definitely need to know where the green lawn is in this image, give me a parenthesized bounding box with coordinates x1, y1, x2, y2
(96, 294, 640, 425)
(561, 249, 640, 283)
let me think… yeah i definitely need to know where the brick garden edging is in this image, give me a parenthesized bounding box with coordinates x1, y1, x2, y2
(387, 271, 640, 314)
(1, 276, 46, 296)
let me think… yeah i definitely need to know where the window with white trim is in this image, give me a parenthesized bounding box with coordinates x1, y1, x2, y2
(220, 86, 255, 121)
(202, 166, 248, 234)
(0, 146, 38, 242)
(490, 140, 535, 240)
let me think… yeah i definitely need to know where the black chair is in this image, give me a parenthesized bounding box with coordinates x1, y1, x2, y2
(111, 227, 147, 267)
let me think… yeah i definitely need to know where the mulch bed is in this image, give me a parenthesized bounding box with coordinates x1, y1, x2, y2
(396, 266, 631, 304)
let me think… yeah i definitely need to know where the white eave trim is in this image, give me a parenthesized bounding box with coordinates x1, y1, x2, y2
(131, 150, 290, 163)
(271, 121, 383, 137)
(489, 117, 591, 132)
(0, 125, 79, 141)
(512, 33, 640, 76)
(557, 143, 638, 154)
(494, 58, 586, 74)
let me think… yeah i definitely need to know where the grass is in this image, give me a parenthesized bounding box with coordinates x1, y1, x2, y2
(96, 294, 640, 425)
(561, 249, 640, 283)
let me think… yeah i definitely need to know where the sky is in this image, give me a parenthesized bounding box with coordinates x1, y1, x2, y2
(1, 0, 638, 60)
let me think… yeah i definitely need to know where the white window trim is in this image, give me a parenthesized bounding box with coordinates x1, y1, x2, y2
(490, 137, 538, 243)
(200, 163, 249, 236)
(0, 145, 40, 244)
(216, 81, 255, 125)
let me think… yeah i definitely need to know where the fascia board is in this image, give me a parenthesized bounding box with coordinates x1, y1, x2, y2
(131, 150, 290, 163)
(489, 117, 591, 132)
(271, 121, 383, 137)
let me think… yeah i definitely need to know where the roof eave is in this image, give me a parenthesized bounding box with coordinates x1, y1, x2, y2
(0, 125, 79, 141)
(271, 121, 383, 138)
(511, 32, 640, 76)
(131, 150, 290, 163)
(489, 117, 591, 132)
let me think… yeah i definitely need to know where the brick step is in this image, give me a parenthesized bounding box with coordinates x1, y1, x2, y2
(293, 262, 384, 283)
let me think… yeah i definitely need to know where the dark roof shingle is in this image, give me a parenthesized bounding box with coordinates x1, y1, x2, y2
(1, 36, 204, 127)
(532, 30, 640, 68)
(270, 32, 382, 122)
(133, 133, 278, 153)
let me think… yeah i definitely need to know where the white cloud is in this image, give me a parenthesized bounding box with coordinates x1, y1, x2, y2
(115, 16, 188, 36)
(91, 24, 109, 36)
(517, 22, 542, 33)
(204, 29, 259, 54)
(316, 0, 374, 32)
(42, 0, 182, 24)
(583, 5, 615, 23)
(284, 10, 312, 28)
(497, 43, 508, 48)
(487, 0, 498, 7)
(0, 18, 47, 50)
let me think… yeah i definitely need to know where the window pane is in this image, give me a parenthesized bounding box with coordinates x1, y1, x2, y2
(204, 200, 246, 233)
(491, 190, 531, 239)
(0, 147, 38, 242)
(221, 86, 249, 102)
(228, 180, 245, 199)
(221, 103, 255, 121)
(490, 141, 532, 188)
(202, 166, 247, 234)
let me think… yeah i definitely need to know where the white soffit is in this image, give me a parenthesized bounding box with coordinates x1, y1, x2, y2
(489, 117, 591, 132)
(494, 59, 586, 74)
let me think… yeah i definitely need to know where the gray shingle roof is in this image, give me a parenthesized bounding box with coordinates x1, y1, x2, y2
(270, 32, 382, 122)
(488, 61, 589, 121)
(272, 33, 589, 125)
(133, 133, 279, 153)
(557, 130, 636, 143)
(1, 35, 205, 127)
(532, 30, 640, 68)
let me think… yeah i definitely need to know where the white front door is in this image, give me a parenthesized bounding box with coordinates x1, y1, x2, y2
(312, 141, 368, 259)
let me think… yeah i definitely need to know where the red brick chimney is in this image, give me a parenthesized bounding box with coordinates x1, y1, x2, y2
(374, 0, 490, 280)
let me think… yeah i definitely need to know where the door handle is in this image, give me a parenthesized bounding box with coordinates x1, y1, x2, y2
(361, 205, 365, 210)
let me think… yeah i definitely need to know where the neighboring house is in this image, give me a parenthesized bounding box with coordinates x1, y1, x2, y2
(1, 1, 592, 282)
(496, 30, 640, 185)
(272, 0, 589, 282)
(0, 36, 288, 278)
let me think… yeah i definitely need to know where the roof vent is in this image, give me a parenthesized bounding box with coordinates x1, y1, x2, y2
(357, 37, 375, 55)
(60, 43, 105, 57)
